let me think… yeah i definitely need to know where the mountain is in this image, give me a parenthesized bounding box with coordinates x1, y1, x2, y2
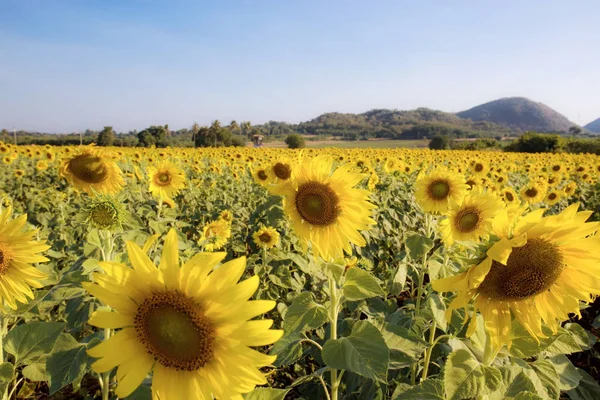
(584, 118, 600, 134)
(456, 97, 576, 133)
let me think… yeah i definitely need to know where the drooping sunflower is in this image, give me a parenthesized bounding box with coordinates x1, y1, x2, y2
(0, 205, 50, 309)
(432, 203, 600, 358)
(201, 219, 231, 251)
(147, 161, 186, 201)
(83, 229, 282, 399)
(414, 167, 469, 214)
(59, 148, 124, 195)
(253, 226, 280, 249)
(280, 156, 376, 261)
(439, 189, 503, 245)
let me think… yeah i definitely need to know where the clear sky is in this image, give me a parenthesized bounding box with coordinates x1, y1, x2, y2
(1, 0, 599, 133)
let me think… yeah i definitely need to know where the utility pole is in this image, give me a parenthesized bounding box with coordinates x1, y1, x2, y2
(80, 131, 83, 145)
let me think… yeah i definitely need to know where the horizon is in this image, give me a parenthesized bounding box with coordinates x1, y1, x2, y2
(1, 0, 599, 133)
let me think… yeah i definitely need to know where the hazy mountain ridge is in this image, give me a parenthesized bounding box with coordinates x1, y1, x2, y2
(584, 118, 600, 134)
(456, 97, 577, 133)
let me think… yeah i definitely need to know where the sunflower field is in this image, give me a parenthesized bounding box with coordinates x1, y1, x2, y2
(0, 142, 599, 400)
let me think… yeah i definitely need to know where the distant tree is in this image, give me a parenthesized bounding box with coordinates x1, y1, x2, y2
(229, 120, 240, 134)
(137, 125, 169, 147)
(241, 121, 252, 138)
(194, 120, 243, 147)
(428, 135, 450, 150)
(97, 126, 115, 146)
(505, 132, 563, 153)
(285, 134, 306, 149)
(191, 123, 200, 144)
(569, 126, 582, 137)
(0, 129, 9, 142)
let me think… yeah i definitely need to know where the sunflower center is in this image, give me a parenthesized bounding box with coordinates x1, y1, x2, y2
(525, 188, 538, 198)
(257, 170, 268, 181)
(273, 163, 291, 180)
(135, 291, 215, 371)
(454, 207, 481, 233)
(90, 203, 118, 229)
(474, 163, 484, 172)
(259, 232, 272, 243)
(552, 165, 561, 172)
(295, 181, 340, 226)
(505, 192, 514, 202)
(428, 181, 450, 200)
(68, 154, 109, 184)
(0, 245, 12, 275)
(477, 238, 564, 301)
(156, 172, 172, 186)
(548, 193, 557, 200)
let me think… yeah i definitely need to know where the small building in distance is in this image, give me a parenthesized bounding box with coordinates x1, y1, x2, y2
(252, 134, 264, 147)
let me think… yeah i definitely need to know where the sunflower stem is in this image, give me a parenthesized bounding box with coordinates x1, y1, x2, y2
(421, 320, 437, 382)
(414, 254, 428, 317)
(100, 231, 113, 400)
(0, 316, 6, 400)
(328, 276, 340, 400)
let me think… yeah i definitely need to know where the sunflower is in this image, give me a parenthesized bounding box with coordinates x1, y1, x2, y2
(219, 210, 233, 224)
(83, 229, 282, 399)
(414, 167, 469, 214)
(253, 226, 280, 249)
(251, 166, 273, 187)
(545, 190, 562, 206)
(500, 187, 519, 205)
(59, 148, 124, 195)
(201, 220, 231, 251)
(14, 170, 25, 179)
(36, 160, 48, 171)
(439, 189, 503, 245)
(83, 195, 127, 231)
(147, 161, 186, 201)
(267, 159, 296, 195)
(519, 180, 546, 204)
(432, 203, 600, 359)
(280, 156, 376, 261)
(0, 205, 50, 309)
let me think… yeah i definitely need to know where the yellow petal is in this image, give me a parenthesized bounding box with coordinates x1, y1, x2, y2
(89, 310, 133, 329)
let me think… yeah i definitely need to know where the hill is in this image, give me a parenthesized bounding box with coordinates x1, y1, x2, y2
(456, 97, 576, 133)
(294, 108, 510, 140)
(584, 118, 600, 134)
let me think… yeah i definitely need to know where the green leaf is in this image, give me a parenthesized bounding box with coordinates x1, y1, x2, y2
(427, 294, 448, 331)
(443, 349, 502, 400)
(21, 363, 48, 382)
(513, 392, 545, 400)
(123, 384, 152, 400)
(343, 267, 385, 301)
(405, 234, 434, 260)
(547, 354, 581, 391)
(4, 322, 65, 366)
(243, 388, 290, 400)
(545, 323, 591, 354)
(0, 362, 14, 397)
(283, 292, 328, 334)
(379, 323, 427, 369)
(392, 379, 444, 400)
(269, 332, 304, 367)
(487, 366, 536, 400)
(387, 261, 408, 296)
(46, 343, 91, 395)
(322, 261, 345, 282)
(522, 359, 560, 400)
(566, 367, 600, 400)
(321, 320, 389, 383)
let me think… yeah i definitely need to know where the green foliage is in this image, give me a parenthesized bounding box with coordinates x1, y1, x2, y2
(428, 135, 451, 150)
(194, 120, 245, 147)
(285, 134, 306, 149)
(96, 126, 115, 146)
(505, 132, 564, 153)
(137, 125, 169, 147)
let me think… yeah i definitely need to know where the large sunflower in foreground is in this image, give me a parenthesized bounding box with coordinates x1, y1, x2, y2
(83, 229, 282, 399)
(147, 161, 186, 200)
(280, 156, 376, 261)
(0, 205, 49, 309)
(414, 167, 469, 214)
(59, 148, 124, 195)
(432, 203, 600, 358)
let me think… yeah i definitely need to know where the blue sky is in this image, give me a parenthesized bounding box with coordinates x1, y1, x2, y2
(1, 0, 599, 132)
